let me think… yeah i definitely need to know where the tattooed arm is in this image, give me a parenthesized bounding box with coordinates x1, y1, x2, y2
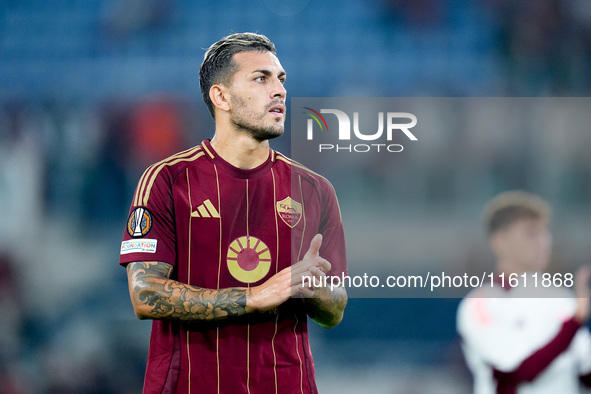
(304, 284, 347, 329)
(293, 234, 348, 329)
(127, 234, 342, 322)
(126, 260, 317, 321)
(126, 261, 252, 321)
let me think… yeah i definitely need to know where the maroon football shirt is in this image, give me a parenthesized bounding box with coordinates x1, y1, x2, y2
(120, 139, 347, 394)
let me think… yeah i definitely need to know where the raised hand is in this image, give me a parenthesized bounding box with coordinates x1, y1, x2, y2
(248, 234, 331, 311)
(574, 265, 591, 323)
(294, 234, 331, 297)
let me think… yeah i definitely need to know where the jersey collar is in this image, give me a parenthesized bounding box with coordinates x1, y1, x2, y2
(201, 139, 274, 179)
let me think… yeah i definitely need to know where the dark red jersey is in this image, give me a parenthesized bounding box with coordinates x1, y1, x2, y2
(120, 139, 347, 394)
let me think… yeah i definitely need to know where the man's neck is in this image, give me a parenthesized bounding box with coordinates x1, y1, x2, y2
(210, 130, 270, 170)
(496, 260, 527, 276)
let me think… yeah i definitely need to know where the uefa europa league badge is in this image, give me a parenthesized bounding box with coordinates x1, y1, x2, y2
(127, 207, 153, 237)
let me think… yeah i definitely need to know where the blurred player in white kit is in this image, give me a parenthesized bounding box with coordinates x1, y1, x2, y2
(457, 191, 591, 394)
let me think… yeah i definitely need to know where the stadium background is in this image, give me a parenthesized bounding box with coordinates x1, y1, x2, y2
(2, 0, 591, 392)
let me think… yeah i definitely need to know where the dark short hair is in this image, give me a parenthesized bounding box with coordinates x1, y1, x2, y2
(484, 191, 551, 235)
(199, 32, 277, 118)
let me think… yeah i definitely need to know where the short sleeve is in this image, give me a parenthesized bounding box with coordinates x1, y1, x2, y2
(119, 166, 177, 267)
(317, 179, 348, 278)
(457, 296, 578, 373)
(457, 296, 532, 371)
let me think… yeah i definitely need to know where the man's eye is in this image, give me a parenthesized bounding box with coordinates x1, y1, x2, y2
(255, 76, 265, 82)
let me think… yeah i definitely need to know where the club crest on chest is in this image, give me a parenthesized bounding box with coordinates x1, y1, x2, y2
(276, 196, 302, 228)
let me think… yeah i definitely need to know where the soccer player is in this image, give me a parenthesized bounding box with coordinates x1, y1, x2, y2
(119, 33, 348, 394)
(457, 191, 591, 394)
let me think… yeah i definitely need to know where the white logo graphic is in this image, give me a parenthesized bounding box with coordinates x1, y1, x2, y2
(120, 239, 158, 255)
(304, 107, 418, 153)
(127, 207, 153, 237)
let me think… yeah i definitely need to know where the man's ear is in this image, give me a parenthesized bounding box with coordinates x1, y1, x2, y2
(209, 84, 231, 113)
